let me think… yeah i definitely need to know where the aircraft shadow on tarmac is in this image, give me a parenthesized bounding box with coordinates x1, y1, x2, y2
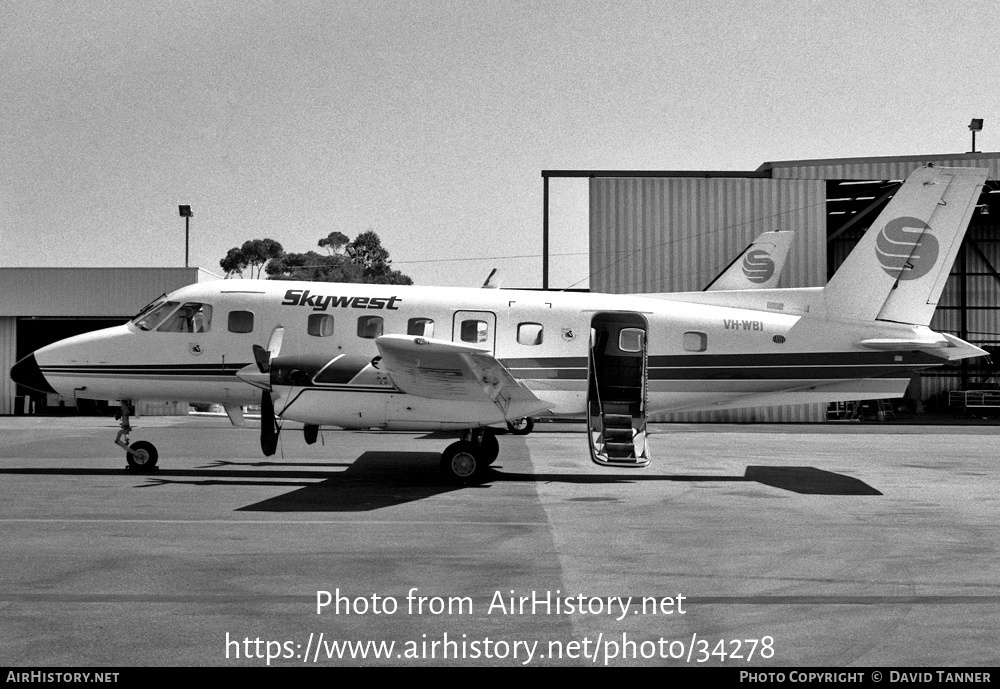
(0, 456, 880, 513)
(231, 456, 882, 511)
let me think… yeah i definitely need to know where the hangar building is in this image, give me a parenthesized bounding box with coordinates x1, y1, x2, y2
(546, 151, 1000, 422)
(1, 268, 214, 415)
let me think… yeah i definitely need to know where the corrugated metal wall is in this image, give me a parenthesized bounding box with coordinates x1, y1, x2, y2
(590, 178, 827, 293)
(1, 268, 207, 415)
(0, 318, 16, 415)
(0, 268, 205, 317)
(589, 177, 828, 422)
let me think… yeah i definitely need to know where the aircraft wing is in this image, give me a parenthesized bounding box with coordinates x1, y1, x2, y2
(374, 335, 551, 420)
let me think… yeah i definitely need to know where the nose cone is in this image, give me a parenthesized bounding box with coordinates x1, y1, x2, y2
(10, 353, 56, 394)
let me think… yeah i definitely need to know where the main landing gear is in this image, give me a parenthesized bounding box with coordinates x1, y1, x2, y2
(440, 428, 500, 485)
(506, 417, 534, 435)
(115, 400, 158, 472)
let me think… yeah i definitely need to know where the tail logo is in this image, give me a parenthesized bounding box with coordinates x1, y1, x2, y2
(875, 217, 938, 281)
(742, 249, 775, 283)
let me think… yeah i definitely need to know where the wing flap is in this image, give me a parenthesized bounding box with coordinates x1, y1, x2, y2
(375, 335, 550, 419)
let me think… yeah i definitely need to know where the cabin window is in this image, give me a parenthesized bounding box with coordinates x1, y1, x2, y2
(308, 314, 335, 337)
(357, 315, 383, 339)
(619, 328, 644, 353)
(133, 301, 179, 331)
(407, 318, 434, 337)
(158, 302, 213, 333)
(517, 322, 544, 346)
(460, 319, 488, 343)
(228, 310, 254, 334)
(683, 331, 708, 352)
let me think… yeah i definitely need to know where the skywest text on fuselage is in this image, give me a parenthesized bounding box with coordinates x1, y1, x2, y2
(281, 290, 402, 311)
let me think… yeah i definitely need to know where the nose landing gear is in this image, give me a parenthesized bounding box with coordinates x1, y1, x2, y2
(115, 401, 159, 472)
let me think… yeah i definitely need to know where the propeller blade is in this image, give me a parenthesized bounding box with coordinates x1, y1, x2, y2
(267, 326, 284, 359)
(253, 327, 284, 375)
(260, 391, 278, 456)
(252, 344, 270, 373)
(256, 326, 286, 456)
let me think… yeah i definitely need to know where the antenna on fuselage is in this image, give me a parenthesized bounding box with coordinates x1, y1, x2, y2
(482, 268, 500, 288)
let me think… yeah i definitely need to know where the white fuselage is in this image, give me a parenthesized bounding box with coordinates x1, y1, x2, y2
(30, 279, 948, 430)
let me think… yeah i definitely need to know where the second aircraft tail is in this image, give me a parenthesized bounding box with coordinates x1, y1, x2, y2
(703, 231, 794, 291)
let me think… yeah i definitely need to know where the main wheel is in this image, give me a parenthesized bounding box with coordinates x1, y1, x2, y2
(479, 431, 500, 466)
(127, 441, 158, 472)
(440, 441, 484, 484)
(506, 417, 534, 435)
(303, 424, 319, 445)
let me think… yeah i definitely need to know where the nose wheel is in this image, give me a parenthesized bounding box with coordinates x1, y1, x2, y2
(126, 441, 159, 471)
(115, 401, 159, 472)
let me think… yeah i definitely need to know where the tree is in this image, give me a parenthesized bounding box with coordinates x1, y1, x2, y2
(219, 231, 412, 284)
(219, 247, 247, 278)
(265, 251, 361, 283)
(219, 239, 284, 279)
(318, 231, 350, 255)
(346, 231, 412, 285)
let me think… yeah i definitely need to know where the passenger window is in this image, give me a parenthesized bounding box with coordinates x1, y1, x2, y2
(357, 315, 383, 339)
(460, 319, 488, 343)
(683, 331, 708, 352)
(619, 328, 644, 352)
(308, 314, 335, 337)
(228, 310, 254, 334)
(407, 318, 434, 337)
(159, 302, 213, 333)
(517, 322, 543, 346)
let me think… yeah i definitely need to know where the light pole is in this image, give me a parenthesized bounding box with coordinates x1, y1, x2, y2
(178, 205, 193, 267)
(969, 119, 984, 153)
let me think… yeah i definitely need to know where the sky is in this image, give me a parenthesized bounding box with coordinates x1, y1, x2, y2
(2, 0, 998, 289)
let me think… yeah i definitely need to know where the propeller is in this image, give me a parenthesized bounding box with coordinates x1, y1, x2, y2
(237, 327, 284, 456)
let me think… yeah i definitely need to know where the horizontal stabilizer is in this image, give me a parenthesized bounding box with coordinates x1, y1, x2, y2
(857, 333, 987, 361)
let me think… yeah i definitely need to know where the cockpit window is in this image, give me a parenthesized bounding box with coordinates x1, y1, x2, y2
(133, 301, 179, 331)
(131, 294, 167, 324)
(158, 302, 213, 333)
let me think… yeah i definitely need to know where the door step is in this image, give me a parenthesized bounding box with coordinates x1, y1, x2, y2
(588, 407, 649, 467)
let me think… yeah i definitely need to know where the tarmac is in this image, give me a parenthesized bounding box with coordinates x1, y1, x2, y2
(1, 415, 998, 667)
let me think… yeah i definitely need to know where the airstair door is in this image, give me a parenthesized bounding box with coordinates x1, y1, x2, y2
(587, 312, 649, 467)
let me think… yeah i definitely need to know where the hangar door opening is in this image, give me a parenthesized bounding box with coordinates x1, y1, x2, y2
(15, 317, 127, 415)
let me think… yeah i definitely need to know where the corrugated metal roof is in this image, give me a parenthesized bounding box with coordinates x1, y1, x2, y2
(0, 268, 206, 316)
(760, 152, 1000, 180)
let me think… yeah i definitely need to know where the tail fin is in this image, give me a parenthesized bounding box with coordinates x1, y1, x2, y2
(824, 165, 987, 325)
(704, 231, 794, 291)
